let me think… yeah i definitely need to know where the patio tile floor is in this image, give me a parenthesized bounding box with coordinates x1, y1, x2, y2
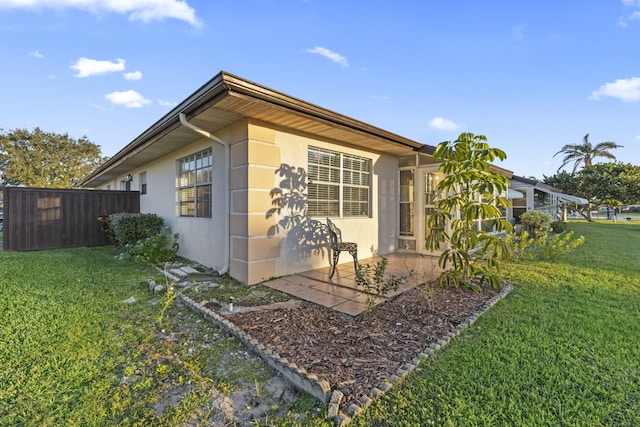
(262, 253, 443, 316)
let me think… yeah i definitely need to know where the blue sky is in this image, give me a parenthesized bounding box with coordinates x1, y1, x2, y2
(1, 0, 639, 179)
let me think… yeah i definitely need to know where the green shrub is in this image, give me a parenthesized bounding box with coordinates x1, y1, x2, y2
(356, 257, 402, 313)
(508, 230, 585, 261)
(520, 210, 552, 238)
(109, 213, 165, 247)
(97, 211, 117, 244)
(117, 227, 180, 264)
(550, 221, 568, 233)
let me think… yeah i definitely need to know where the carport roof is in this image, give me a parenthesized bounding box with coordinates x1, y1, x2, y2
(81, 71, 425, 188)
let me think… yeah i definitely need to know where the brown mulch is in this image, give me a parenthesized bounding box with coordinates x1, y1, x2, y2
(205, 284, 501, 412)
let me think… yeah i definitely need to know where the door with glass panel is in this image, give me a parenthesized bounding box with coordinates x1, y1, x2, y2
(419, 166, 446, 255)
(398, 169, 416, 251)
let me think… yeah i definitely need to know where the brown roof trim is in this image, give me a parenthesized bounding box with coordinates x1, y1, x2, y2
(82, 71, 423, 185)
(220, 73, 423, 150)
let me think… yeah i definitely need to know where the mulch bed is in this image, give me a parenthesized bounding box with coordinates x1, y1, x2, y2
(205, 284, 501, 412)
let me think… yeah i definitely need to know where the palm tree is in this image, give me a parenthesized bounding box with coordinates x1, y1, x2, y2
(554, 134, 623, 173)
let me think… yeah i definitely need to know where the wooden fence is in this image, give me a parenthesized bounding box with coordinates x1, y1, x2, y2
(2, 187, 140, 251)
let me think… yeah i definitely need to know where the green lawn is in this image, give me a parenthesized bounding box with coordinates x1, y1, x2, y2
(1, 222, 639, 426)
(353, 221, 640, 426)
(0, 247, 318, 426)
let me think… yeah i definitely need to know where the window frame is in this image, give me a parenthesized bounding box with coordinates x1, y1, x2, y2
(177, 148, 213, 218)
(139, 171, 147, 195)
(307, 146, 371, 218)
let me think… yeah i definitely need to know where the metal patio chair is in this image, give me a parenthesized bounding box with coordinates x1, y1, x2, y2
(326, 217, 358, 279)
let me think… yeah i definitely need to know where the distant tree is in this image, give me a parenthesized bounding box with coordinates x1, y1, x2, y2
(579, 162, 640, 208)
(544, 162, 640, 221)
(554, 133, 622, 173)
(0, 127, 107, 188)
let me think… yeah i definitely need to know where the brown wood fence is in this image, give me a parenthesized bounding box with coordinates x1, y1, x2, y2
(2, 187, 139, 251)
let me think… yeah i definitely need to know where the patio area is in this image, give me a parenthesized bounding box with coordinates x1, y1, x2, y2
(263, 253, 444, 315)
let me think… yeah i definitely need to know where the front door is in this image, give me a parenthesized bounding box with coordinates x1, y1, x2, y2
(418, 166, 446, 255)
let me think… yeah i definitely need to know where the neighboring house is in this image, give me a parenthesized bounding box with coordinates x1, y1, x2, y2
(508, 175, 587, 223)
(82, 71, 512, 284)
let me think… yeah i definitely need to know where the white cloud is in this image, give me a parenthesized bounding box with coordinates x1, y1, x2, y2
(71, 57, 125, 78)
(428, 116, 460, 131)
(619, 11, 640, 27)
(0, 0, 202, 28)
(306, 46, 349, 67)
(29, 50, 44, 58)
(123, 70, 143, 81)
(158, 99, 178, 107)
(589, 77, 640, 102)
(105, 90, 151, 108)
(635, 134, 640, 141)
(619, 1, 640, 27)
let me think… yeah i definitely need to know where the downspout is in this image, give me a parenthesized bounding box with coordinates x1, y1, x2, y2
(179, 112, 230, 275)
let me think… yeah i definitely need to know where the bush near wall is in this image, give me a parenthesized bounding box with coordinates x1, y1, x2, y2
(520, 211, 552, 238)
(550, 221, 568, 233)
(109, 213, 165, 247)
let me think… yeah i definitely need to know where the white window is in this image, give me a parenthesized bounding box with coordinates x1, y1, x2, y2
(139, 171, 147, 195)
(178, 149, 212, 218)
(307, 147, 371, 217)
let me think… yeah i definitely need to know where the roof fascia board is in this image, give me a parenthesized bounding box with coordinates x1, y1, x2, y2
(82, 71, 424, 185)
(81, 72, 230, 185)
(221, 73, 423, 150)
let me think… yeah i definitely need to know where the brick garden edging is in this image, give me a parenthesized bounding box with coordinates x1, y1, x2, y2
(179, 284, 513, 426)
(178, 294, 332, 402)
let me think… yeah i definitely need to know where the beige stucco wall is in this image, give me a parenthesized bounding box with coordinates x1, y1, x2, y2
(97, 119, 400, 285)
(97, 135, 230, 271)
(273, 128, 399, 277)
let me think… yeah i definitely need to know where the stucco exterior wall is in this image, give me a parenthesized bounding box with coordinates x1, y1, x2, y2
(96, 119, 399, 285)
(97, 135, 230, 271)
(273, 127, 399, 277)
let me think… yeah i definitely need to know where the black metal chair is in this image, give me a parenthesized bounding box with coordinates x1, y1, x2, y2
(326, 218, 358, 279)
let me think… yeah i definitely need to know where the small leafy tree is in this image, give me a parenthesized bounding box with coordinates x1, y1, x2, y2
(426, 132, 512, 289)
(355, 257, 402, 313)
(520, 210, 552, 238)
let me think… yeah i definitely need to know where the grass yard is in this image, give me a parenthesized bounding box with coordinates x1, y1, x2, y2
(354, 221, 640, 426)
(0, 246, 321, 426)
(1, 221, 639, 426)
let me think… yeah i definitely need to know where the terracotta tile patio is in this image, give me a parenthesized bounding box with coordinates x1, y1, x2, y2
(263, 253, 443, 316)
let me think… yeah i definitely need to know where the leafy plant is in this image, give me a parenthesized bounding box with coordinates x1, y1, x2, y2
(109, 213, 166, 247)
(98, 211, 117, 244)
(117, 227, 179, 264)
(356, 257, 403, 313)
(550, 220, 567, 233)
(508, 230, 585, 261)
(426, 132, 512, 289)
(519, 210, 552, 238)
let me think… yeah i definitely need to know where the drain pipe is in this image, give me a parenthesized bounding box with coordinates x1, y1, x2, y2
(179, 112, 230, 275)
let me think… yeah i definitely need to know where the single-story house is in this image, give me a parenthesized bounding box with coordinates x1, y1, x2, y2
(508, 175, 588, 222)
(82, 71, 513, 284)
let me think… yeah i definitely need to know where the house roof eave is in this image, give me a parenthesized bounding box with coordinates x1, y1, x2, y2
(82, 71, 424, 188)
